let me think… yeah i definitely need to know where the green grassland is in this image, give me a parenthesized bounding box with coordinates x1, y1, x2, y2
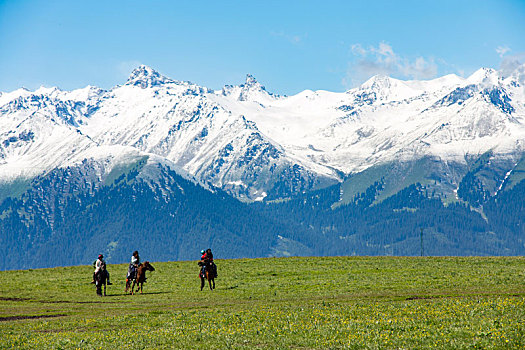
(1, 256, 524, 349)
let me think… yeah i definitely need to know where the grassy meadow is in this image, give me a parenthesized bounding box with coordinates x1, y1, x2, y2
(0, 256, 524, 349)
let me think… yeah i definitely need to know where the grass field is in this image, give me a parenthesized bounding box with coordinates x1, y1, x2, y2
(1, 256, 524, 349)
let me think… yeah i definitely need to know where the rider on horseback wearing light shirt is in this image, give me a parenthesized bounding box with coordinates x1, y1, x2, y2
(131, 251, 140, 267)
(93, 254, 112, 285)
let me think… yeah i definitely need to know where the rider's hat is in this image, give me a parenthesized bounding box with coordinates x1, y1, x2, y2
(98, 254, 103, 259)
(200, 250, 205, 254)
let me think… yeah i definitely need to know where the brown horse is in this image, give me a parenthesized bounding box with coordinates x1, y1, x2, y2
(126, 261, 155, 295)
(95, 264, 108, 296)
(200, 264, 215, 291)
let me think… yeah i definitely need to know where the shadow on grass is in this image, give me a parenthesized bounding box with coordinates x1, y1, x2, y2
(121, 291, 173, 296)
(33, 299, 120, 304)
(0, 297, 30, 302)
(0, 314, 67, 322)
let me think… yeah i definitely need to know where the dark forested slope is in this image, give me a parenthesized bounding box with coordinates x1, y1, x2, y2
(1, 165, 525, 270)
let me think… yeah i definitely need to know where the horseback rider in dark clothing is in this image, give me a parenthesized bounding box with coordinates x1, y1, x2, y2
(127, 250, 140, 283)
(199, 248, 218, 278)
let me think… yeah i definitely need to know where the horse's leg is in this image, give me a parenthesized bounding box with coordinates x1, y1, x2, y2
(131, 280, 136, 295)
(103, 282, 106, 296)
(207, 272, 213, 290)
(95, 275, 102, 296)
(200, 276, 204, 291)
(212, 277, 215, 290)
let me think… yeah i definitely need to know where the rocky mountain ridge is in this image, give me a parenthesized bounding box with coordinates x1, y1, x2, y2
(1, 64, 525, 201)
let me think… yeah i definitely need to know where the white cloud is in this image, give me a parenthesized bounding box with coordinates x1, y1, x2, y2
(499, 52, 525, 84)
(343, 42, 438, 88)
(496, 46, 511, 58)
(494, 45, 525, 82)
(351, 44, 366, 56)
(372, 42, 395, 58)
(399, 56, 438, 80)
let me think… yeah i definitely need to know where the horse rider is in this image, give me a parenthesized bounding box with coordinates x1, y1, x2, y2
(92, 254, 112, 285)
(199, 249, 207, 277)
(127, 250, 141, 283)
(206, 248, 218, 278)
(199, 249, 217, 278)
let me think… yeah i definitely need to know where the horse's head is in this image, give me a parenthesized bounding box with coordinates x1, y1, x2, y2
(144, 261, 155, 271)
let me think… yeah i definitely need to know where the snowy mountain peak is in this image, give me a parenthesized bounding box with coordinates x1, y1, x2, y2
(129, 64, 157, 77)
(126, 65, 173, 88)
(0, 87, 31, 107)
(220, 74, 278, 103)
(353, 75, 418, 102)
(240, 74, 268, 93)
(35, 86, 61, 96)
(467, 67, 500, 86)
(361, 75, 397, 90)
(244, 74, 260, 87)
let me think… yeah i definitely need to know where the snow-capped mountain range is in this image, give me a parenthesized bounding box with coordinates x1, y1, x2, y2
(1, 64, 525, 201)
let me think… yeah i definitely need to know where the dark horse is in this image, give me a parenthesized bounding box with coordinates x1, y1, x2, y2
(199, 262, 215, 291)
(95, 265, 108, 296)
(125, 261, 155, 295)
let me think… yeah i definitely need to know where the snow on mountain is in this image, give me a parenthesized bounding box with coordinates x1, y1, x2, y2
(125, 64, 177, 88)
(1, 64, 525, 200)
(0, 87, 31, 107)
(466, 67, 501, 86)
(220, 74, 279, 105)
(283, 65, 525, 173)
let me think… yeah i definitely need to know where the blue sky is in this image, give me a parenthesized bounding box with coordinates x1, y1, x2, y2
(1, 0, 524, 95)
